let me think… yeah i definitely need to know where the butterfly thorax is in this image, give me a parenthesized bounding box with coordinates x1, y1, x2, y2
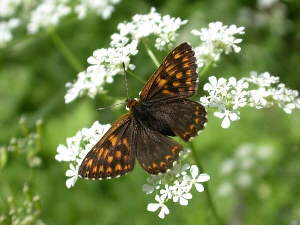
(127, 98, 176, 137)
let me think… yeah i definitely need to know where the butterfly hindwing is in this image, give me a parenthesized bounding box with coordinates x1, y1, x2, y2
(134, 123, 183, 174)
(78, 113, 136, 179)
(151, 99, 207, 142)
(140, 42, 198, 102)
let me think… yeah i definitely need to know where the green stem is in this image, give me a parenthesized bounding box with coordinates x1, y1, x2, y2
(50, 31, 84, 73)
(189, 141, 224, 225)
(126, 69, 146, 84)
(199, 59, 214, 78)
(142, 40, 160, 68)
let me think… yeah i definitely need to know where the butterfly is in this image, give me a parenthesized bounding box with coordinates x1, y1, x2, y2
(78, 42, 207, 180)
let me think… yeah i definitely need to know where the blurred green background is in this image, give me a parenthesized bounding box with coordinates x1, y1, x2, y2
(1, 0, 300, 224)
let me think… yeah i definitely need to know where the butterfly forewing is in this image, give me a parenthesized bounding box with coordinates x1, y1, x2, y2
(140, 42, 198, 102)
(78, 113, 136, 179)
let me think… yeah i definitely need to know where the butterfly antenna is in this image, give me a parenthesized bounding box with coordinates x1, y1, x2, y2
(122, 62, 130, 100)
(97, 102, 125, 111)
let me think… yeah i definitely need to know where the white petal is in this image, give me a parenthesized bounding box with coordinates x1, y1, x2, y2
(221, 116, 231, 129)
(195, 183, 204, 192)
(179, 197, 188, 206)
(190, 165, 199, 179)
(229, 112, 239, 121)
(158, 205, 169, 219)
(147, 203, 160, 212)
(196, 173, 210, 182)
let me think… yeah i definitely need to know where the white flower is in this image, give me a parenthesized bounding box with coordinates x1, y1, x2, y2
(27, 0, 71, 34)
(142, 176, 162, 194)
(55, 122, 111, 188)
(160, 184, 173, 200)
(172, 188, 192, 206)
(217, 182, 234, 197)
(65, 39, 137, 103)
(0, 0, 21, 17)
(245, 71, 300, 113)
(65, 163, 79, 188)
(117, 7, 187, 50)
(144, 153, 210, 218)
(147, 195, 170, 219)
(245, 71, 279, 87)
(236, 172, 252, 188)
(214, 105, 240, 129)
(74, 0, 121, 20)
(87, 39, 138, 78)
(203, 76, 227, 96)
(217, 143, 275, 197)
(0, 18, 21, 48)
(220, 159, 236, 175)
(192, 21, 245, 67)
(184, 165, 210, 192)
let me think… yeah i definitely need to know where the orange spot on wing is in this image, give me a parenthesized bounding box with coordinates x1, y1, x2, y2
(173, 81, 181, 87)
(122, 138, 130, 150)
(174, 52, 183, 59)
(86, 159, 94, 168)
(115, 164, 122, 172)
(109, 135, 118, 146)
(158, 78, 167, 87)
(176, 72, 183, 79)
(107, 156, 114, 163)
(116, 150, 122, 159)
(166, 64, 175, 72)
(106, 167, 113, 174)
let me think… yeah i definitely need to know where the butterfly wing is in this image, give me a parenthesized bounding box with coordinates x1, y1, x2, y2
(78, 113, 136, 180)
(150, 99, 207, 142)
(140, 42, 198, 102)
(136, 42, 207, 142)
(133, 120, 183, 174)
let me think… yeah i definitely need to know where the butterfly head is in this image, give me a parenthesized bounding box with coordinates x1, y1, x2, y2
(126, 98, 138, 111)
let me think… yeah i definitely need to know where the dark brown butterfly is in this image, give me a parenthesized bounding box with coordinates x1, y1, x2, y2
(78, 42, 207, 180)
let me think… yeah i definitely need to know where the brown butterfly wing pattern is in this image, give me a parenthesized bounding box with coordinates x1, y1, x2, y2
(140, 42, 198, 101)
(78, 113, 136, 179)
(133, 121, 183, 175)
(78, 42, 207, 180)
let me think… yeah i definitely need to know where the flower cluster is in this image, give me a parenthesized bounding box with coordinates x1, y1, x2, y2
(0, 0, 121, 48)
(143, 149, 210, 219)
(117, 7, 187, 50)
(65, 39, 138, 103)
(65, 8, 187, 103)
(217, 143, 274, 198)
(245, 71, 300, 113)
(55, 121, 111, 188)
(74, 0, 121, 20)
(0, 18, 20, 48)
(0, 0, 21, 18)
(191, 22, 245, 68)
(200, 72, 300, 128)
(27, 0, 72, 34)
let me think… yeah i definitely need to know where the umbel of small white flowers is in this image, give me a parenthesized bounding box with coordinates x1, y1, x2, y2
(143, 149, 210, 219)
(0, 0, 122, 47)
(200, 71, 300, 129)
